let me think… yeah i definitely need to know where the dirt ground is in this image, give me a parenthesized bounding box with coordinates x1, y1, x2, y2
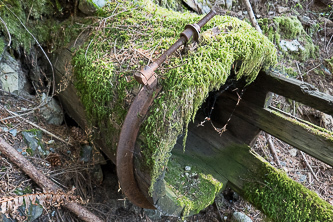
(0, 0, 332, 221)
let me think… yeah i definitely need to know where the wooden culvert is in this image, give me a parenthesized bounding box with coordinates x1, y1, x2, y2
(53, 1, 333, 220)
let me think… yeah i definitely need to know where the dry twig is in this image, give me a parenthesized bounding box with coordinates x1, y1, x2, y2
(0, 137, 103, 222)
(4, 108, 72, 146)
(242, 0, 262, 33)
(300, 151, 320, 182)
(266, 134, 282, 168)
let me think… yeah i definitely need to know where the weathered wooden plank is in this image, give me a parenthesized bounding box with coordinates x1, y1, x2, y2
(225, 95, 333, 166)
(257, 71, 333, 116)
(171, 125, 333, 221)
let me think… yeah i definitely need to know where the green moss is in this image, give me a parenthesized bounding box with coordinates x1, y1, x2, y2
(164, 157, 223, 216)
(259, 16, 317, 61)
(72, 0, 277, 209)
(0, 37, 5, 54)
(244, 160, 333, 221)
(270, 109, 333, 142)
(0, 0, 79, 52)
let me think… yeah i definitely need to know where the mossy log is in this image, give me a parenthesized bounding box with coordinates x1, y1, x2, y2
(52, 0, 333, 219)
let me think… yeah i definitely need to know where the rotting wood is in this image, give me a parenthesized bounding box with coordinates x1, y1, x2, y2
(220, 91, 333, 167)
(0, 137, 103, 222)
(260, 71, 333, 116)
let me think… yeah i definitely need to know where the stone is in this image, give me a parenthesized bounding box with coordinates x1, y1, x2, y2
(22, 129, 47, 156)
(183, 0, 212, 14)
(1, 127, 17, 136)
(39, 93, 64, 125)
(0, 52, 27, 95)
(299, 16, 316, 26)
(144, 209, 163, 220)
(79, 0, 107, 15)
(280, 40, 305, 52)
(80, 145, 93, 162)
(299, 174, 307, 182)
(268, 11, 274, 15)
(91, 165, 103, 184)
(289, 148, 298, 157)
(225, 0, 232, 9)
(231, 212, 253, 222)
(185, 166, 191, 171)
(277, 6, 289, 14)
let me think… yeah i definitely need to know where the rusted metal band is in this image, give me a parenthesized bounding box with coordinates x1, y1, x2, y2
(116, 82, 160, 209)
(116, 10, 217, 209)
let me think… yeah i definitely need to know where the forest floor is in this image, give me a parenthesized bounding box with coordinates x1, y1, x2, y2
(0, 0, 332, 221)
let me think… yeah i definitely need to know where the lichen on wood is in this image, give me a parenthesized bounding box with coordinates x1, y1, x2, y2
(72, 0, 277, 213)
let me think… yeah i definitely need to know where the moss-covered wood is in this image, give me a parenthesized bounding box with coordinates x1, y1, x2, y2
(3, 0, 332, 219)
(66, 0, 276, 215)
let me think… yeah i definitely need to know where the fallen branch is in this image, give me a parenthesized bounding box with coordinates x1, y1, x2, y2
(0, 137, 103, 222)
(4, 108, 72, 146)
(242, 0, 262, 33)
(300, 151, 320, 182)
(0, 16, 11, 46)
(266, 134, 282, 168)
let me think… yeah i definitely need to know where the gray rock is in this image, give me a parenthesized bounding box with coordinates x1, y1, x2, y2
(80, 144, 93, 162)
(225, 0, 232, 9)
(289, 148, 298, 157)
(91, 165, 103, 184)
(277, 6, 289, 14)
(0, 203, 43, 222)
(231, 212, 253, 222)
(40, 93, 64, 125)
(22, 129, 47, 156)
(0, 52, 27, 95)
(280, 40, 305, 52)
(299, 16, 316, 26)
(299, 174, 307, 182)
(268, 11, 274, 15)
(79, 0, 107, 15)
(144, 209, 163, 220)
(183, 0, 211, 14)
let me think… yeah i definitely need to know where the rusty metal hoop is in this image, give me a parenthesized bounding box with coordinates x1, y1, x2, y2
(116, 10, 216, 209)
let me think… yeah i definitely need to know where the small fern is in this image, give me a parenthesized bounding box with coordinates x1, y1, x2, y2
(0, 191, 83, 219)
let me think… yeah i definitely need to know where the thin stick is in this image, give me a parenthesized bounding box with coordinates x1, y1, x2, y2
(266, 134, 282, 168)
(306, 63, 322, 75)
(85, 38, 94, 59)
(0, 16, 11, 46)
(0, 89, 36, 104)
(0, 138, 103, 222)
(300, 151, 320, 182)
(4, 108, 72, 146)
(242, 0, 262, 33)
(295, 61, 303, 82)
